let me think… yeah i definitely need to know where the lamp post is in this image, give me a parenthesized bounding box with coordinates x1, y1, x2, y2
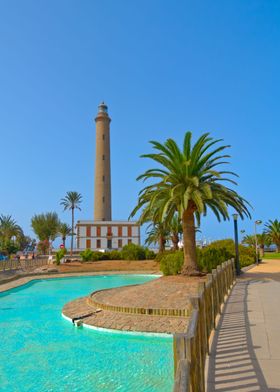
(233, 214, 241, 275)
(254, 220, 262, 265)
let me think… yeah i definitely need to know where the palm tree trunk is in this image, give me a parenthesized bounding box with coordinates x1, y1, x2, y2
(159, 236, 166, 253)
(181, 208, 200, 275)
(259, 245, 264, 257)
(62, 237, 66, 247)
(171, 234, 179, 250)
(71, 207, 74, 256)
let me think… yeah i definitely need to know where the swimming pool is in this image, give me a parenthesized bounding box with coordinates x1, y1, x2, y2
(0, 275, 173, 391)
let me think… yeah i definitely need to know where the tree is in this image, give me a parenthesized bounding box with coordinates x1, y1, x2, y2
(0, 215, 23, 242)
(60, 191, 82, 255)
(242, 235, 255, 248)
(130, 132, 251, 275)
(145, 222, 170, 252)
(59, 223, 72, 247)
(0, 215, 23, 256)
(31, 212, 60, 253)
(257, 233, 271, 257)
(169, 214, 183, 250)
(265, 220, 280, 252)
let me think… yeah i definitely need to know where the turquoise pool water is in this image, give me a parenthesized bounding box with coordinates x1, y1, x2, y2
(0, 275, 173, 391)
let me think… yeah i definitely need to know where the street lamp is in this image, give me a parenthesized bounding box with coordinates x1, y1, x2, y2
(254, 220, 262, 265)
(232, 214, 241, 275)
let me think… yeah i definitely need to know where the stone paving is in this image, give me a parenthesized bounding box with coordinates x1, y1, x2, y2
(63, 275, 205, 334)
(207, 259, 280, 391)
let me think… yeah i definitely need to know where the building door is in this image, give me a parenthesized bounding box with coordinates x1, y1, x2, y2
(107, 239, 112, 249)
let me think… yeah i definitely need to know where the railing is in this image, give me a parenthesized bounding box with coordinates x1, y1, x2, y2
(0, 257, 48, 272)
(173, 259, 236, 392)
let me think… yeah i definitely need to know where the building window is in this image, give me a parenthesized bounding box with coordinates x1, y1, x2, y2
(102, 134, 105, 140)
(102, 175, 105, 182)
(118, 226, 122, 236)
(107, 226, 112, 236)
(97, 226, 101, 236)
(86, 239, 91, 248)
(118, 239, 122, 248)
(128, 226, 132, 237)
(102, 155, 105, 160)
(102, 196, 105, 203)
(128, 239, 132, 244)
(97, 239, 101, 248)
(86, 226, 91, 237)
(107, 239, 112, 249)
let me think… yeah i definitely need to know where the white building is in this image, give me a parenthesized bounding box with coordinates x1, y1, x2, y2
(76, 220, 140, 251)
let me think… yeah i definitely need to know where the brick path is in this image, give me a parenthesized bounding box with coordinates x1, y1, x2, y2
(207, 259, 280, 391)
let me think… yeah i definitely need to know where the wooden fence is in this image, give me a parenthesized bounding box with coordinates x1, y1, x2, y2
(173, 259, 236, 392)
(0, 257, 48, 272)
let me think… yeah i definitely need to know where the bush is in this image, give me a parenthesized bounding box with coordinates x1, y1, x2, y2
(107, 250, 122, 260)
(160, 251, 184, 275)
(121, 243, 146, 260)
(145, 248, 156, 260)
(155, 250, 175, 263)
(197, 247, 232, 272)
(80, 249, 104, 262)
(200, 239, 255, 270)
(55, 248, 67, 265)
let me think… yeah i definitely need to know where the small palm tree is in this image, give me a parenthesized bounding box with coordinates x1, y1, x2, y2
(130, 132, 251, 275)
(265, 220, 280, 252)
(31, 212, 60, 254)
(60, 191, 82, 255)
(242, 235, 255, 248)
(59, 223, 72, 247)
(0, 215, 23, 242)
(145, 222, 170, 252)
(169, 214, 182, 250)
(257, 233, 271, 257)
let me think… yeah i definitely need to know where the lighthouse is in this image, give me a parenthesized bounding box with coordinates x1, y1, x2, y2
(76, 102, 140, 251)
(94, 102, 112, 221)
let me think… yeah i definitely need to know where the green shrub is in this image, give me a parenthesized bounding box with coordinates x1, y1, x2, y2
(107, 250, 122, 260)
(80, 249, 104, 262)
(145, 248, 156, 260)
(201, 239, 255, 270)
(197, 247, 232, 272)
(121, 243, 146, 260)
(155, 250, 175, 263)
(55, 248, 67, 265)
(160, 251, 184, 275)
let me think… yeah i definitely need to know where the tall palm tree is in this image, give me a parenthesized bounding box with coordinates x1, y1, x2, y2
(59, 223, 72, 247)
(0, 215, 23, 242)
(130, 132, 251, 275)
(242, 234, 255, 248)
(145, 222, 170, 252)
(60, 191, 82, 255)
(265, 220, 280, 252)
(31, 212, 60, 253)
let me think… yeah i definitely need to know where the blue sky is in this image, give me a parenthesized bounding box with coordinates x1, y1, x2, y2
(0, 0, 279, 246)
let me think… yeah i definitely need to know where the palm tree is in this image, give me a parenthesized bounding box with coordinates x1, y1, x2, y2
(59, 223, 72, 247)
(60, 191, 82, 255)
(242, 234, 255, 248)
(31, 212, 60, 253)
(265, 220, 280, 252)
(257, 233, 271, 257)
(130, 132, 251, 275)
(169, 214, 182, 250)
(0, 215, 23, 242)
(145, 222, 170, 252)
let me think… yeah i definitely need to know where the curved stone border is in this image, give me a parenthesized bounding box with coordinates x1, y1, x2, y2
(88, 287, 191, 317)
(61, 313, 173, 338)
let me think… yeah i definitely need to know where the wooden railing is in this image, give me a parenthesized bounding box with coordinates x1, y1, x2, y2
(0, 257, 48, 272)
(173, 259, 236, 392)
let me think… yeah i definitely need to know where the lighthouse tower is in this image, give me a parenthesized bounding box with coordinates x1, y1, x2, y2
(76, 102, 140, 251)
(94, 102, 112, 221)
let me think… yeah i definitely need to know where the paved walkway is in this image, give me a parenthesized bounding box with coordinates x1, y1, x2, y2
(207, 259, 280, 391)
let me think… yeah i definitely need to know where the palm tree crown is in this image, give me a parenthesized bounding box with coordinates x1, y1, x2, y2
(0, 215, 23, 241)
(60, 191, 82, 255)
(265, 219, 280, 252)
(59, 223, 72, 247)
(130, 132, 251, 275)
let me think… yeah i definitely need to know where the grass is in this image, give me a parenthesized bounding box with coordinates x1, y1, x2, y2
(263, 252, 280, 259)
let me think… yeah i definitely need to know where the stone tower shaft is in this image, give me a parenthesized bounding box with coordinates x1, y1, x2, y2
(94, 102, 112, 221)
